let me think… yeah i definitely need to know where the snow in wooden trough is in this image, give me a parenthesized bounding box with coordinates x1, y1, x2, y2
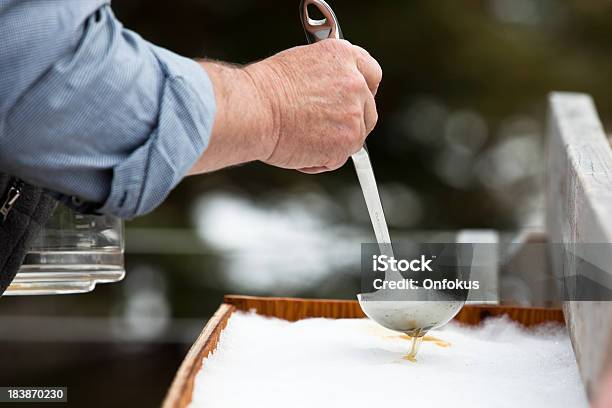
(189, 312, 587, 408)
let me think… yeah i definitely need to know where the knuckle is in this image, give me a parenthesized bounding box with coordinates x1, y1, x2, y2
(335, 39, 353, 50)
(374, 61, 383, 81)
(368, 120, 378, 135)
(367, 110, 379, 134)
(353, 44, 369, 54)
(345, 123, 364, 152)
(321, 38, 350, 53)
(344, 71, 366, 93)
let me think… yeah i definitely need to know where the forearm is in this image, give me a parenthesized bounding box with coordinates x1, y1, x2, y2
(189, 61, 275, 174)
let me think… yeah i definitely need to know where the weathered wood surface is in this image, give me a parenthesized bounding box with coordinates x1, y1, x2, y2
(546, 92, 612, 400)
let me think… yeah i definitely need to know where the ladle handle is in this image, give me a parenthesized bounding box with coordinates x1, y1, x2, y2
(299, 1, 394, 259)
(300, 0, 343, 43)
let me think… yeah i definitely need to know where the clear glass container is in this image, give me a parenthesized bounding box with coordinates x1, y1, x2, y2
(4, 204, 125, 295)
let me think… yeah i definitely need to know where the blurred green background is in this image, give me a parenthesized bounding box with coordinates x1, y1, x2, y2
(2, 0, 612, 406)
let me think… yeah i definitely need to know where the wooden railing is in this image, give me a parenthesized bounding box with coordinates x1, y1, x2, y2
(546, 92, 612, 400)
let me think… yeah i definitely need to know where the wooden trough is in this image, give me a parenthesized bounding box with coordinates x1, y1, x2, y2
(162, 296, 564, 408)
(164, 91, 612, 406)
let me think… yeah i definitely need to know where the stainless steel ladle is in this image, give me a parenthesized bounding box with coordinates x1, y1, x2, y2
(300, 0, 465, 340)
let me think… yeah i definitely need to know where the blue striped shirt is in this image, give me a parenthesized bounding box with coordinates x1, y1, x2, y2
(0, 0, 216, 218)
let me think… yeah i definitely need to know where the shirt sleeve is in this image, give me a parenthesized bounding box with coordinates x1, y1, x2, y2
(0, 2, 216, 218)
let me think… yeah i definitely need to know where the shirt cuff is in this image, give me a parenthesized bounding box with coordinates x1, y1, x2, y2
(98, 47, 215, 219)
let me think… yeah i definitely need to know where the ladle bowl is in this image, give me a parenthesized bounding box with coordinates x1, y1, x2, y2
(357, 294, 464, 336)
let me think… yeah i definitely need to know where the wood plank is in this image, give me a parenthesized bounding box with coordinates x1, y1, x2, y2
(546, 92, 612, 400)
(162, 304, 235, 408)
(224, 295, 366, 320)
(454, 304, 563, 326)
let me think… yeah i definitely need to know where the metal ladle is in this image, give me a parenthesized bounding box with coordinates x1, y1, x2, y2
(300, 0, 465, 344)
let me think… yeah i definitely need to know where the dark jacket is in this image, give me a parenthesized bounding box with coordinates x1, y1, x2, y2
(0, 174, 56, 295)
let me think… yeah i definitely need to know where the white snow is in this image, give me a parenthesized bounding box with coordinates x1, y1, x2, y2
(189, 312, 587, 408)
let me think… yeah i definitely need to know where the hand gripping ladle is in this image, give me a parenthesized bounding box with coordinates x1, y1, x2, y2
(300, 0, 465, 358)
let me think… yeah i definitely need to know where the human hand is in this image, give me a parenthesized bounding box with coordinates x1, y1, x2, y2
(190, 39, 381, 175)
(247, 39, 382, 173)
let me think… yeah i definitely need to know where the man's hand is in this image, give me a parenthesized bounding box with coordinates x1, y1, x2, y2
(190, 39, 382, 174)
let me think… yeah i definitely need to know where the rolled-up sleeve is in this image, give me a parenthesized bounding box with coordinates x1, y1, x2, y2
(0, 1, 216, 218)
